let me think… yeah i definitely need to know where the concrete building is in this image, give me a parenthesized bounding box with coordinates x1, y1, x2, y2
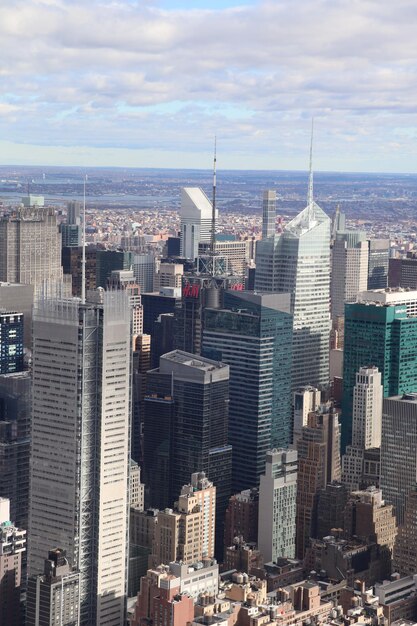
(331, 231, 369, 320)
(26, 549, 80, 626)
(199, 239, 251, 279)
(394, 485, 417, 577)
(375, 576, 417, 625)
(358, 287, 417, 318)
(316, 482, 348, 539)
(0, 207, 63, 296)
(258, 449, 298, 562)
(342, 367, 383, 492)
(22, 194, 44, 207)
(132, 333, 151, 464)
(28, 291, 132, 626)
(296, 404, 341, 559)
(130, 564, 203, 626)
(293, 386, 321, 444)
(224, 488, 259, 549)
(0, 498, 26, 626)
(180, 187, 216, 260)
(154, 262, 183, 290)
(389, 254, 417, 290)
(344, 487, 397, 580)
(142, 287, 181, 335)
(380, 394, 417, 525)
(255, 191, 331, 390)
(129, 508, 157, 598)
(262, 189, 276, 239)
(143, 351, 231, 558)
(203, 290, 293, 490)
(108, 269, 143, 338)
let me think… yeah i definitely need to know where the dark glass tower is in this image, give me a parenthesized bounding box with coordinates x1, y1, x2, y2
(143, 350, 231, 558)
(202, 291, 293, 491)
(0, 312, 24, 375)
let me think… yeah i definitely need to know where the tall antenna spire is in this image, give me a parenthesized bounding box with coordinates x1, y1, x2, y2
(81, 175, 87, 304)
(307, 118, 314, 222)
(210, 135, 217, 261)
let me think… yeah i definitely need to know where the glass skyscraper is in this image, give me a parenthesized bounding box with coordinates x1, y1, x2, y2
(255, 200, 331, 391)
(202, 291, 293, 492)
(342, 301, 417, 450)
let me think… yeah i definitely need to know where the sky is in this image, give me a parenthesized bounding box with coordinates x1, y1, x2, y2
(1, 0, 417, 172)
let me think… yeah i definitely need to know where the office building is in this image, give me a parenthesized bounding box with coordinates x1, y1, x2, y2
(0, 371, 31, 530)
(258, 449, 298, 562)
(368, 239, 390, 289)
(344, 487, 397, 580)
(255, 192, 331, 390)
(342, 301, 417, 450)
(296, 404, 341, 559)
(358, 287, 417, 317)
(203, 290, 293, 491)
(293, 386, 321, 444)
(108, 269, 143, 338)
(151, 474, 216, 567)
(331, 205, 346, 242)
(142, 287, 181, 335)
(60, 200, 81, 248)
(143, 351, 231, 558)
(0, 282, 34, 349)
(96, 249, 134, 289)
(62, 247, 97, 297)
(154, 262, 183, 290)
(26, 549, 80, 626)
(331, 231, 369, 320)
(394, 484, 417, 577)
(0, 311, 24, 374)
(224, 488, 259, 549)
(380, 394, 417, 525)
(199, 239, 251, 278)
(180, 187, 216, 260)
(29, 290, 132, 626)
(389, 253, 417, 289)
(22, 194, 44, 207)
(342, 367, 383, 492)
(262, 190, 276, 239)
(132, 333, 151, 465)
(0, 207, 63, 291)
(133, 253, 156, 293)
(131, 567, 194, 626)
(316, 482, 348, 539)
(151, 312, 175, 368)
(129, 508, 157, 598)
(0, 498, 26, 626)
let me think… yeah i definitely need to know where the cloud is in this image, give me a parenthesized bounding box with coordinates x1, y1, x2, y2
(1, 0, 417, 170)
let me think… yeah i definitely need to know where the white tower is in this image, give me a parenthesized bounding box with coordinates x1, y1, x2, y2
(331, 231, 369, 320)
(180, 187, 216, 260)
(29, 290, 132, 626)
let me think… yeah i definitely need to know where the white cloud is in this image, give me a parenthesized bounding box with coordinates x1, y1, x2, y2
(1, 0, 417, 169)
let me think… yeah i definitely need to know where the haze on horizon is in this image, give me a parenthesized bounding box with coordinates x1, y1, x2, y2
(1, 0, 417, 173)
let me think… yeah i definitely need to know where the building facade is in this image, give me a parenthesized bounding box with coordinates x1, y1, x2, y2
(180, 187, 216, 260)
(331, 230, 369, 320)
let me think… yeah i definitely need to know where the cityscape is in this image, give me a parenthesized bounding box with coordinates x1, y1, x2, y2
(3, 0, 417, 626)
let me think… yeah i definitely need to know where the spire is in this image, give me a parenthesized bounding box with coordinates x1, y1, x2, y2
(307, 118, 314, 223)
(81, 175, 87, 304)
(210, 136, 217, 261)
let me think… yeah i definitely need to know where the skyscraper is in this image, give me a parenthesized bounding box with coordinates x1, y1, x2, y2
(143, 350, 231, 558)
(296, 404, 341, 559)
(262, 190, 276, 239)
(292, 386, 321, 444)
(180, 187, 216, 260)
(0, 207, 63, 292)
(342, 367, 383, 492)
(331, 231, 369, 320)
(394, 484, 417, 577)
(202, 290, 293, 491)
(380, 394, 417, 525)
(342, 301, 417, 450)
(255, 181, 331, 390)
(258, 449, 298, 562)
(368, 239, 389, 289)
(108, 269, 143, 339)
(29, 290, 132, 626)
(133, 253, 156, 293)
(60, 200, 82, 248)
(26, 549, 80, 626)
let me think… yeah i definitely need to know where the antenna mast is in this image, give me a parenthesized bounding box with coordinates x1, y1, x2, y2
(81, 175, 86, 304)
(210, 136, 217, 262)
(307, 118, 314, 222)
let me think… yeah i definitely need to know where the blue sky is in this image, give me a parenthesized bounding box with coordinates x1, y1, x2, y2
(1, 0, 417, 172)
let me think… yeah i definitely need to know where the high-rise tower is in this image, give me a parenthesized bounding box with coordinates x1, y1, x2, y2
(331, 231, 369, 320)
(29, 290, 132, 626)
(255, 141, 330, 390)
(262, 190, 276, 239)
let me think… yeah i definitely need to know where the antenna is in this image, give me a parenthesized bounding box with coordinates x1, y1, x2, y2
(307, 118, 314, 222)
(81, 175, 86, 304)
(210, 136, 217, 261)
